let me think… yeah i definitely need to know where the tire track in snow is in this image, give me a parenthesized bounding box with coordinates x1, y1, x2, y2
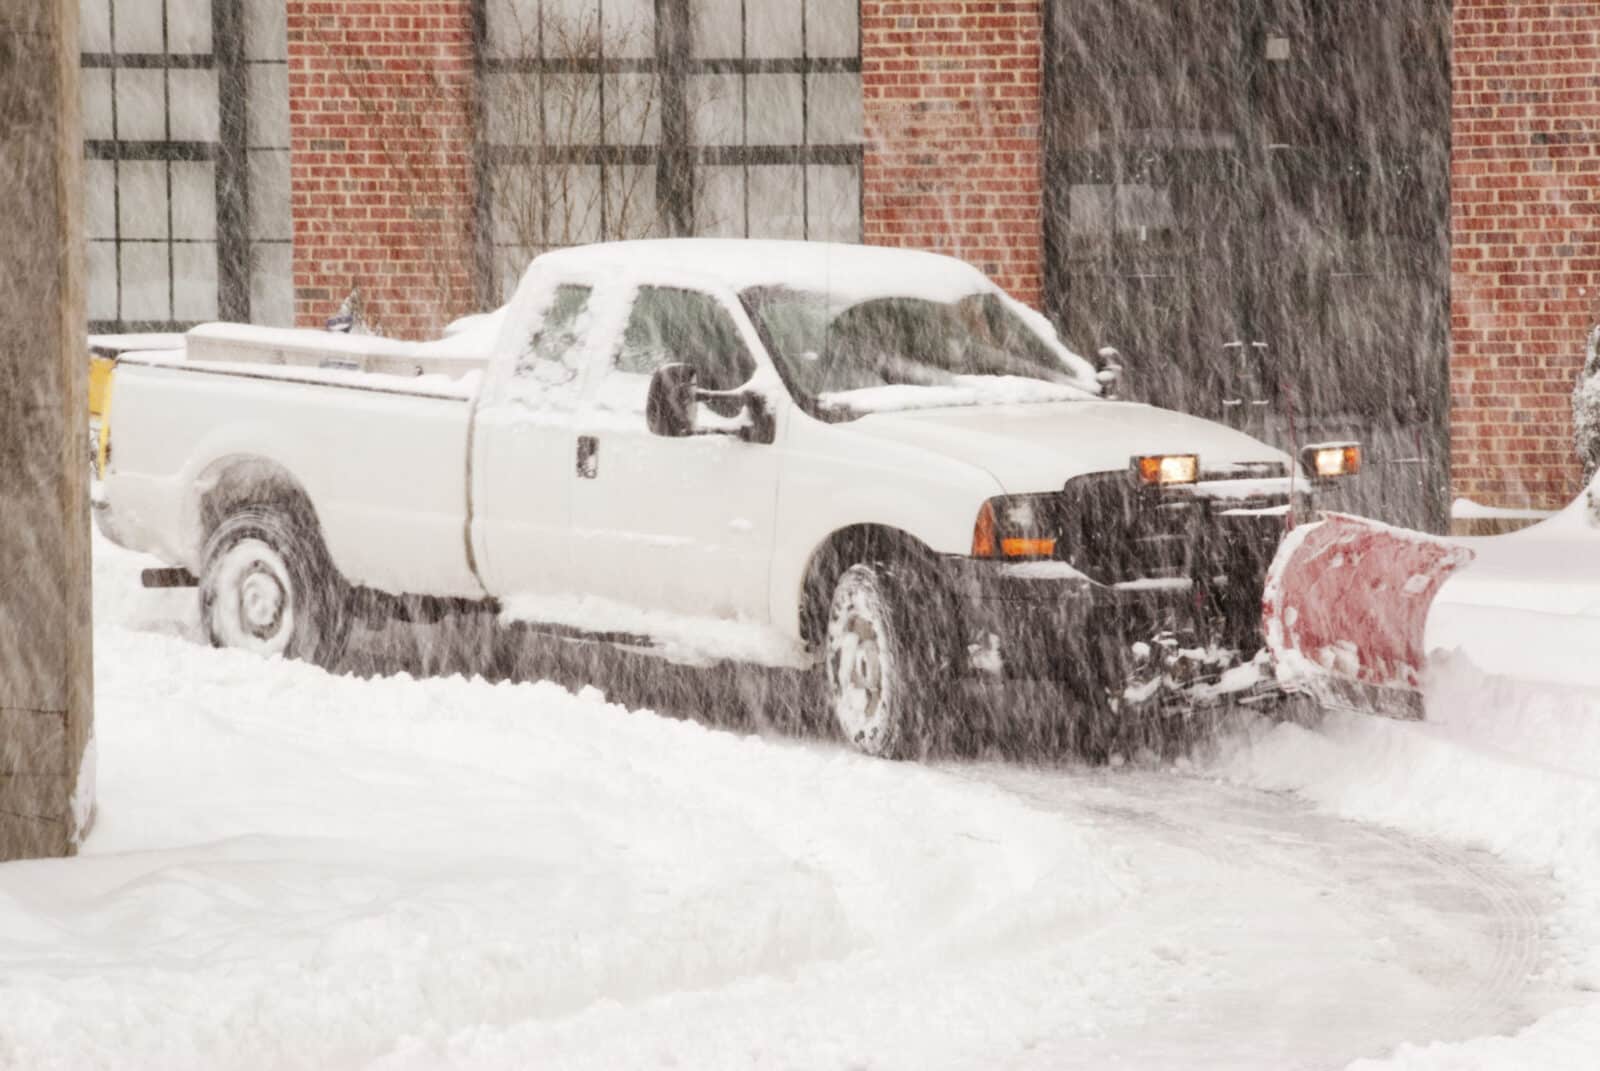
(958, 764, 1566, 1069)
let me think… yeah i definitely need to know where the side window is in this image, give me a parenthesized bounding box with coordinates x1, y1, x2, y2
(615, 286, 756, 393)
(511, 284, 592, 399)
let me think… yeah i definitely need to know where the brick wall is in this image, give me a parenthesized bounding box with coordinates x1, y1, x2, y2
(860, 0, 1043, 307)
(1451, 1, 1600, 509)
(287, 0, 477, 340)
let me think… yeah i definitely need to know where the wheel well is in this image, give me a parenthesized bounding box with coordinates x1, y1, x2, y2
(194, 457, 320, 552)
(798, 524, 936, 649)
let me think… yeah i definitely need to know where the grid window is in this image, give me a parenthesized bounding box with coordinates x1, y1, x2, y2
(480, 0, 863, 300)
(84, 0, 287, 331)
(244, 0, 292, 325)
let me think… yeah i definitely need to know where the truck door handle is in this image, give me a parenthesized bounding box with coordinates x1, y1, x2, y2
(576, 435, 599, 479)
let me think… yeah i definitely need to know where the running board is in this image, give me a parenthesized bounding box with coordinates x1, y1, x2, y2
(510, 619, 656, 649)
(141, 567, 198, 588)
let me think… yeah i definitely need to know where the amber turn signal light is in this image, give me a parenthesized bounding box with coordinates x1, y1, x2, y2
(972, 500, 1057, 559)
(972, 500, 998, 558)
(1000, 537, 1056, 558)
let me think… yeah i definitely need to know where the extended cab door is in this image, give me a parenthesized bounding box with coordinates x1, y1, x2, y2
(569, 283, 782, 622)
(469, 280, 595, 598)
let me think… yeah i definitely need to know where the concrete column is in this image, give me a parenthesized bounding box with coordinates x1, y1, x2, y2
(0, 1, 95, 859)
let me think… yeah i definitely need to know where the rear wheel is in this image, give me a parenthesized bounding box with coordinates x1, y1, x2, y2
(199, 506, 352, 668)
(824, 561, 955, 759)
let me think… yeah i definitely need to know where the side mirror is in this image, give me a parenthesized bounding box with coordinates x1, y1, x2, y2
(646, 362, 699, 437)
(1095, 346, 1124, 399)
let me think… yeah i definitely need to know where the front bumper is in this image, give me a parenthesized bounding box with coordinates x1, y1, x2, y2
(940, 508, 1291, 693)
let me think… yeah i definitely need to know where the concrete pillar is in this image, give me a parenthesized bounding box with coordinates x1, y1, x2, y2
(0, 1, 95, 859)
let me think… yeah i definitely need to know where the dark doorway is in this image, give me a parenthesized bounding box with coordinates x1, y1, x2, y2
(1044, 0, 1452, 531)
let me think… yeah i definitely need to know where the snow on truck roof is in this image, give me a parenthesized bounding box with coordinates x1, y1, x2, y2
(529, 239, 998, 304)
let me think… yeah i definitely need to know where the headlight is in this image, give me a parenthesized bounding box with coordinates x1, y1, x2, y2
(971, 497, 1057, 559)
(1302, 443, 1361, 479)
(1132, 454, 1199, 486)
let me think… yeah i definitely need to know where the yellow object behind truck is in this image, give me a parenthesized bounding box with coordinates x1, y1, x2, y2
(88, 333, 183, 479)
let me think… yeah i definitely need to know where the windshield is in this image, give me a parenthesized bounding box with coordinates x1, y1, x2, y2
(741, 288, 1096, 418)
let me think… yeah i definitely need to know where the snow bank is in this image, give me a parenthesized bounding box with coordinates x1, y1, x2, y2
(1202, 654, 1600, 1070)
(0, 536, 1134, 1070)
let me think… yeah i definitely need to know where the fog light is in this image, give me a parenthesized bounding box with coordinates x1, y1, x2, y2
(1133, 454, 1199, 486)
(1303, 443, 1362, 479)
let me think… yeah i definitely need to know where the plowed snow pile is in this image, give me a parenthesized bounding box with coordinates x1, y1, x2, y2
(5, 535, 1596, 1068)
(0, 539, 1134, 1069)
(1205, 657, 1600, 1069)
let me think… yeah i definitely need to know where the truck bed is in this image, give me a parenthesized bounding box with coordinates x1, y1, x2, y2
(102, 338, 486, 601)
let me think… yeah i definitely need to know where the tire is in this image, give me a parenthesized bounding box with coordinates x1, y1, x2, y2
(199, 506, 352, 669)
(823, 560, 955, 759)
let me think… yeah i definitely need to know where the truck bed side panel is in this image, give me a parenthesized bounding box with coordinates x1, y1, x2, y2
(105, 363, 483, 599)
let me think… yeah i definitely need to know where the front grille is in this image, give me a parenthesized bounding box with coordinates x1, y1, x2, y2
(1047, 470, 1293, 586)
(1049, 474, 1203, 583)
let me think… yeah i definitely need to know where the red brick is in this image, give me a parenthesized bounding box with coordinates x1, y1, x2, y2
(287, 0, 476, 339)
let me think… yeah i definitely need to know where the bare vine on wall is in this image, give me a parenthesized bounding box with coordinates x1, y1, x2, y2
(488, 6, 663, 261)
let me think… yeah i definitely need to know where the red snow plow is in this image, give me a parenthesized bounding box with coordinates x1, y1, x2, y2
(1262, 514, 1475, 718)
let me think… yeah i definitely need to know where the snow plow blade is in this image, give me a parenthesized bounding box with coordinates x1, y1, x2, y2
(1262, 514, 1475, 718)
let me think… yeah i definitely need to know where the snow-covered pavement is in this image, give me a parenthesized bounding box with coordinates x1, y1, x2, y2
(0, 537, 1593, 1069)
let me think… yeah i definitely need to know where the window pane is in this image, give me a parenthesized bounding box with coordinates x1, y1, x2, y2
(82, 68, 114, 141)
(601, 0, 655, 59)
(173, 242, 219, 321)
(118, 160, 168, 239)
(496, 246, 538, 303)
(689, 74, 741, 146)
(87, 242, 118, 322)
(807, 72, 862, 145)
(120, 243, 170, 322)
(167, 0, 213, 54)
(115, 68, 166, 141)
(249, 242, 293, 326)
(243, 0, 288, 61)
(544, 74, 601, 147)
(615, 287, 753, 392)
(603, 73, 660, 146)
(248, 65, 289, 147)
(485, 0, 539, 58)
(170, 160, 217, 240)
(85, 160, 117, 239)
(748, 165, 804, 239)
(806, 164, 860, 242)
(514, 284, 591, 392)
(492, 164, 543, 247)
(543, 0, 600, 57)
(695, 166, 744, 237)
(248, 150, 291, 240)
(485, 73, 540, 146)
(691, 0, 742, 59)
(81, 0, 112, 53)
(169, 68, 220, 141)
(544, 164, 604, 244)
(806, 0, 860, 58)
(114, 0, 166, 53)
(607, 165, 661, 239)
(746, 0, 802, 59)
(746, 74, 802, 146)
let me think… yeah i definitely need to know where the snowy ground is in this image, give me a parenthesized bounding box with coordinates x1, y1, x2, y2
(1, 536, 1596, 1069)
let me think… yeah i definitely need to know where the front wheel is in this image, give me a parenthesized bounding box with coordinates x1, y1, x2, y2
(199, 506, 352, 668)
(824, 561, 954, 759)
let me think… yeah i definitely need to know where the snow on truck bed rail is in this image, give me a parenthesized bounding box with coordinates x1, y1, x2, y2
(116, 323, 486, 399)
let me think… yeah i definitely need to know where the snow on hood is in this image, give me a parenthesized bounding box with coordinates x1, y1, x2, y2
(841, 400, 1291, 494)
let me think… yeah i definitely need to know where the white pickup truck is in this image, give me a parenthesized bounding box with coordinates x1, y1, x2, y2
(97, 239, 1355, 757)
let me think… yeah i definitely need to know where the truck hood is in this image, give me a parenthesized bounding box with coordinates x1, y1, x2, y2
(843, 400, 1291, 493)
